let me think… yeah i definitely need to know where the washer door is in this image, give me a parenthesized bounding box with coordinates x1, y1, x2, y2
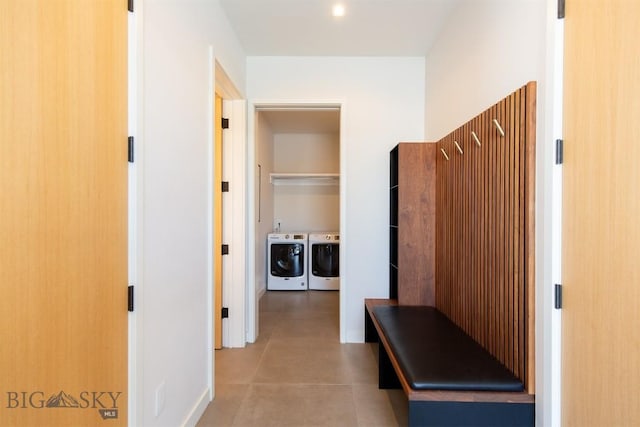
(312, 243, 339, 277)
(270, 243, 305, 277)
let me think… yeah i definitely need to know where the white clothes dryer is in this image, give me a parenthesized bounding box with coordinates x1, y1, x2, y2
(267, 232, 308, 291)
(308, 232, 340, 291)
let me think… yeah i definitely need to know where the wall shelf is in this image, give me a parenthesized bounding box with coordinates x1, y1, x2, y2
(269, 173, 340, 186)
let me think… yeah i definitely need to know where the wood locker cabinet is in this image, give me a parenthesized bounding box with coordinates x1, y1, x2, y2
(389, 143, 436, 305)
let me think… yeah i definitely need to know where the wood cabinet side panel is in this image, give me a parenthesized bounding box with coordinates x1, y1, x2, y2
(396, 143, 436, 306)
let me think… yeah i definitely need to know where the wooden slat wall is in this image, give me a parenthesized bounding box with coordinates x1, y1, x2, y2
(435, 82, 536, 391)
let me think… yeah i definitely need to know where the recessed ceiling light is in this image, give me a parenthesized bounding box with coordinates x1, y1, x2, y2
(332, 4, 345, 17)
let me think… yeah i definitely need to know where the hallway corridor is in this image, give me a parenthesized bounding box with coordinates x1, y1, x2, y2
(197, 291, 407, 426)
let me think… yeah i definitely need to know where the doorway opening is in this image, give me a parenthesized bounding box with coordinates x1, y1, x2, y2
(250, 103, 345, 343)
(211, 59, 246, 404)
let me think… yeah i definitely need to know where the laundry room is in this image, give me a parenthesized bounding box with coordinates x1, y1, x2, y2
(254, 108, 341, 296)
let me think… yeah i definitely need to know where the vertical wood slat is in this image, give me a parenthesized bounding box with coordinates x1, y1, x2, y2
(492, 101, 498, 357)
(481, 111, 488, 348)
(508, 90, 516, 376)
(514, 87, 523, 380)
(524, 82, 536, 393)
(498, 99, 504, 361)
(435, 83, 536, 389)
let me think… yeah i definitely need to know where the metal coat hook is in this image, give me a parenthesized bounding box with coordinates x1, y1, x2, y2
(471, 131, 481, 147)
(454, 140, 463, 155)
(440, 148, 450, 161)
(492, 119, 505, 137)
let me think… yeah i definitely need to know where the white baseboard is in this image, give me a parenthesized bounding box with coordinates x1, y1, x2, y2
(346, 328, 364, 344)
(180, 388, 211, 427)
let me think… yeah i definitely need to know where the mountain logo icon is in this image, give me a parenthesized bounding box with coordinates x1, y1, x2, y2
(45, 391, 80, 408)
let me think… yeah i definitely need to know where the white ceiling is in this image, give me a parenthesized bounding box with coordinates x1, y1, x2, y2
(220, 0, 461, 56)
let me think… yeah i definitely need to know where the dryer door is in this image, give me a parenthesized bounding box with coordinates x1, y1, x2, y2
(270, 243, 305, 277)
(311, 243, 339, 277)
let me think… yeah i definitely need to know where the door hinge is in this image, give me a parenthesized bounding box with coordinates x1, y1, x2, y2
(221, 118, 229, 129)
(128, 136, 134, 163)
(221, 307, 229, 319)
(222, 181, 229, 192)
(554, 284, 563, 309)
(221, 244, 229, 255)
(128, 0, 134, 13)
(558, 0, 565, 19)
(555, 139, 563, 165)
(128, 285, 135, 312)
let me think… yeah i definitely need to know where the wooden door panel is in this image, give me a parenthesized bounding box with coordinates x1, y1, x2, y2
(0, 1, 128, 425)
(563, 1, 640, 425)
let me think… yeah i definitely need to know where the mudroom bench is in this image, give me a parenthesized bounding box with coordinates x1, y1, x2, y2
(373, 83, 537, 426)
(364, 299, 534, 427)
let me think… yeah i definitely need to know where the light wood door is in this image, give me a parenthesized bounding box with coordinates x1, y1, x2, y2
(214, 93, 223, 349)
(0, 1, 128, 426)
(562, 1, 640, 425)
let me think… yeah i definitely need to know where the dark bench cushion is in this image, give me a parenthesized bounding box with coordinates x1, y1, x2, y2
(372, 305, 524, 392)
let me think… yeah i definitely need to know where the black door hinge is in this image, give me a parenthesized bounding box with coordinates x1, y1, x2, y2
(555, 139, 563, 165)
(128, 136, 134, 163)
(128, 285, 134, 312)
(558, 0, 565, 19)
(554, 284, 562, 309)
(222, 244, 229, 255)
(128, 0, 134, 12)
(221, 118, 229, 129)
(221, 307, 229, 319)
(222, 181, 229, 192)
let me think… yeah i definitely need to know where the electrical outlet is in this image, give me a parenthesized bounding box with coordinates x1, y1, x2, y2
(273, 219, 282, 232)
(155, 381, 166, 417)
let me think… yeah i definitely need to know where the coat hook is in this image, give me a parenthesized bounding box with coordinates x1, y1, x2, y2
(454, 140, 463, 155)
(492, 119, 505, 137)
(471, 131, 481, 147)
(440, 148, 450, 161)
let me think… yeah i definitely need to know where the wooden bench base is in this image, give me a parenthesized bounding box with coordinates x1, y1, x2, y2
(365, 299, 534, 427)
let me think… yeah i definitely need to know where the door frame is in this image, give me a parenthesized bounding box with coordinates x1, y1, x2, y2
(547, 8, 564, 427)
(129, 3, 143, 426)
(208, 56, 246, 400)
(536, 2, 564, 425)
(246, 99, 347, 343)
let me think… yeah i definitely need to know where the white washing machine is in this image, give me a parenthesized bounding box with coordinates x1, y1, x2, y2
(267, 232, 308, 291)
(309, 232, 340, 290)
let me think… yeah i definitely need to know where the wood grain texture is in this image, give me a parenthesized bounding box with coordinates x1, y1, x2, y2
(435, 83, 536, 391)
(394, 143, 436, 305)
(563, 1, 640, 425)
(0, 1, 128, 425)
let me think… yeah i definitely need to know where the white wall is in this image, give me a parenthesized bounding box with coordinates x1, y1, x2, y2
(425, 0, 545, 141)
(141, 0, 245, 425)
(273, 132, 340, 232)
(424, 1, 558, 426)
(247, 56, 426, 341)
(274, 133, 340, 174)
(255, 115, 274, 296)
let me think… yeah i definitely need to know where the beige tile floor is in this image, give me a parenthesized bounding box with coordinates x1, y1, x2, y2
(196, 291, 408, 427)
